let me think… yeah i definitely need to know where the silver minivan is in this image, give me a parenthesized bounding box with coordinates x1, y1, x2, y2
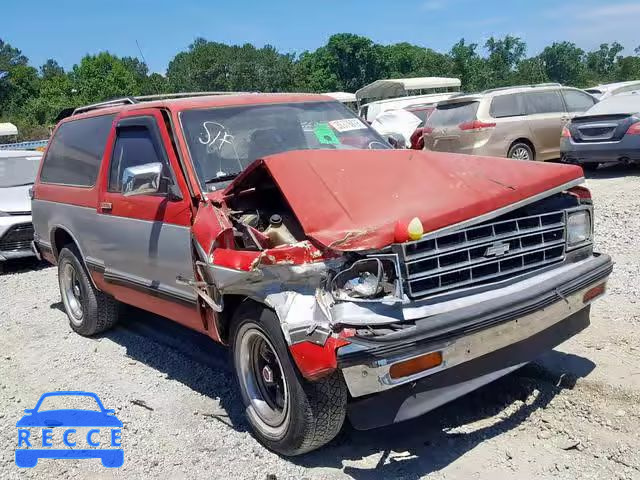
(424, 84, 598, 161)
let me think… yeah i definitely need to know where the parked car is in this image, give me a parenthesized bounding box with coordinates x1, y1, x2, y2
(561, 94, 640, 170)
(423, 83, 598, 161)
(32, 92, 611, 455)
(357, 77, 460, 123)
(584, 80, 640, 100)
(370, 108, 422, 148)
(0, 150, 42, 264)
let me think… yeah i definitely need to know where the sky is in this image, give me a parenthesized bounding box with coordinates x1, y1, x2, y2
(3, 0, 639, 73)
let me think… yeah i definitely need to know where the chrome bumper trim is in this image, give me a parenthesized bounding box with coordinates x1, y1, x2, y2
(341, 280, 605, 398)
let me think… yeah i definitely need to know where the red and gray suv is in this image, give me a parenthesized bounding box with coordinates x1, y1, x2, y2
(32, 92, 612, 455)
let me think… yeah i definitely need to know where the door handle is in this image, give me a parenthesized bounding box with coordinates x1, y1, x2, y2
(100, 202, 113, 213)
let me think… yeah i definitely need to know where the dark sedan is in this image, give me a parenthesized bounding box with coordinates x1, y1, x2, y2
(561, 94, 640, 170)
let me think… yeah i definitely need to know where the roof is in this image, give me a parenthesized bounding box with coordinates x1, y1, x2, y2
(323, 92, 357, 103)
(66, 93, 332, 122)
(356, 77, 461, 101)
(0, 123, 18, 137)
(587, 80, 640, 93)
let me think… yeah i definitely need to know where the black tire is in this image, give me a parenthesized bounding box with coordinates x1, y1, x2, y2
(230, 303, 347, 456)
(508, 142, 534, 161)
(57, 246, 120, 336)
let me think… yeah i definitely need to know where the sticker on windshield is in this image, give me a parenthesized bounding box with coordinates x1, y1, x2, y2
(329, 118, 366, 132)
(313, 123, 340, 145)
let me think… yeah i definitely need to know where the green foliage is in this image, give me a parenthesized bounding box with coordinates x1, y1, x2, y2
(1, 34, 640, 141)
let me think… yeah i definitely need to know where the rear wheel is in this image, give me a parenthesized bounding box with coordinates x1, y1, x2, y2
(508, 142, 534, 161)
(58, 246, 120, 336)
(230, 303, 347, 455)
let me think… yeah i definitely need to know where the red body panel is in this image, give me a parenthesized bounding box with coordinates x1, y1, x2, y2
(228, 150, 584, 251)
(288, 337, 350, 380)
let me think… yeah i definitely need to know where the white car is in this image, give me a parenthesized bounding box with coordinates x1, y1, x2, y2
(0, 150, 42, 263)
(585, 80, 640, 100)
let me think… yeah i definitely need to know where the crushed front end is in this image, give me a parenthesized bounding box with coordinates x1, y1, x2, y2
(191, 150, 612, 430)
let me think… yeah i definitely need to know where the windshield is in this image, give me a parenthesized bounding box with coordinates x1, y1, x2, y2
(428, 101, 479, 127)
(0, 155, 41, 188)
(180, 101, 390, 190)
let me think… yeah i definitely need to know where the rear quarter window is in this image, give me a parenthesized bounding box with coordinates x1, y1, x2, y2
(429, 101, 479, 127)
(40, 114, 115, 186)
(489, 94, 525, 118)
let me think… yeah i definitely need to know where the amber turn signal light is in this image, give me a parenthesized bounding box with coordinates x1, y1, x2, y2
(389, 351, 443, 380)
(583, 283, 606, 304)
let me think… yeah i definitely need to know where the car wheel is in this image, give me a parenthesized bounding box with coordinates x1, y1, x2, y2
(508, 142, 534, 161)
(58, 246, 120, 336)
(230, 303, 347, 456)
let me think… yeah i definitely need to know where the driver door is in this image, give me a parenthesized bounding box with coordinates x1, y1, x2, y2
(95, 109, 199, 325)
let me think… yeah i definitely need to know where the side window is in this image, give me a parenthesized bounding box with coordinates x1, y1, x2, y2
(523, 90, 565, 115)
(108, 123, 171, 193)
(563, 90, 596, 113)
(489, 94, 525, 118)
(40, 114, 115, 186)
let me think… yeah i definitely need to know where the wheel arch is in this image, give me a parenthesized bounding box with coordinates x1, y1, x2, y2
(50, 225, 99, 289)
(508, 138, 536, 160)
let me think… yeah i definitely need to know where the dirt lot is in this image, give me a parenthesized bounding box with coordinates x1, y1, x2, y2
(1, 166, 639, 480)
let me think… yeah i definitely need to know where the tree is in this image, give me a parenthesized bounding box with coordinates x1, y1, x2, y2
(538, 42, 588, 86)
(449, 39, 491, 91)
(70, 52, 142, 104)
(40, 59, 64, 79)
(485, 35, 527, 86)
(323, 34, 386, 92)
(586, 43, 624, 82)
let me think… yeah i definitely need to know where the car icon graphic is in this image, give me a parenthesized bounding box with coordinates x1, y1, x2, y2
(15, 391, 123, 468)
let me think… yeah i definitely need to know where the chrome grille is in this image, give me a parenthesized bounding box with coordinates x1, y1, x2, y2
(0, 223, 34, 252)
(399, 211, 566, 298)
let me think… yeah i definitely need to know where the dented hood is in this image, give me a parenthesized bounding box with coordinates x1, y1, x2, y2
(225, 150, 584, 251)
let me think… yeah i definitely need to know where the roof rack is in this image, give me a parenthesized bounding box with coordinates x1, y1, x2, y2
(482, 83, 562, 94)
(72, 97, 138, 116)
(69, 91, 254, 117)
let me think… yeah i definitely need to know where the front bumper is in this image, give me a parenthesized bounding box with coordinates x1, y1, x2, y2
(338, 253, 612, 427)
(0, 215, 35, 261)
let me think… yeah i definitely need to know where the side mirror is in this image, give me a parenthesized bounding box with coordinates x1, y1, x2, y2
(387, 133, 406, 149)
(122, 162, 164, 197)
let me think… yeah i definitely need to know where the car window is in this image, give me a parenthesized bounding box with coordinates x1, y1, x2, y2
(180, 101, 389, 191)
(523, 90, 565, 114)
(40, 114, 115, 186)
(489, 93, 525, 118)
(428, 101, 479, 127)
(562, 90, 596, 113)
(108, 125, 171, 193)
(0, 154, 41, 187)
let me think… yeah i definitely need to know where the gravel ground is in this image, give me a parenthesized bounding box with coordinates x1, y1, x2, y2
(1, 165, 639, 480)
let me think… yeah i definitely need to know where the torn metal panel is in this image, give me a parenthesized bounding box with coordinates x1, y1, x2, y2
(225, 149, 585, 251)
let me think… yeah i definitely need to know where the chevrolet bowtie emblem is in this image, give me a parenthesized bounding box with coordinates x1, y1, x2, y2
(485, 242, 510, 257)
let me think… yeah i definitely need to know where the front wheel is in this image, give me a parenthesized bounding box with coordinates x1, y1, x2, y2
(230, 304, 347, 456)
(508, 142, 534, 161)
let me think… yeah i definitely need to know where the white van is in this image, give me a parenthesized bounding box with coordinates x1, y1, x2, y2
(356, 77, 461, 123)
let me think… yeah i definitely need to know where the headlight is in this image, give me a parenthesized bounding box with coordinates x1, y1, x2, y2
(330, 257, 402, 302)
(567, 210, 592, 247)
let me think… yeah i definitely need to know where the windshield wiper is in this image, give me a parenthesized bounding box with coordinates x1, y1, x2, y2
(204, 172, 241, 184)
